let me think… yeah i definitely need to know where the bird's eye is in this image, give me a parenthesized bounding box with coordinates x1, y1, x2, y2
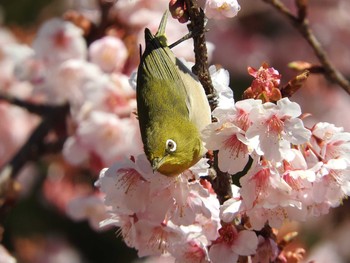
(165, 139, 177, 153)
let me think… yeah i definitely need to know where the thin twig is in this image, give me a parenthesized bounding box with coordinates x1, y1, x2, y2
(262, 0, 350, 95)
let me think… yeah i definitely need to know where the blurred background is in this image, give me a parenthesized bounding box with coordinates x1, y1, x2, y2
(0, 0, 350, 262)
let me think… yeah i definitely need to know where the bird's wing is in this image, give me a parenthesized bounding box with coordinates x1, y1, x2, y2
(175, 58, 211, 132)
(140, 11, 211, 131)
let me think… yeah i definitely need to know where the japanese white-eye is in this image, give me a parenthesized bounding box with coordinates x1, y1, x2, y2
(136, 11, 211, 176)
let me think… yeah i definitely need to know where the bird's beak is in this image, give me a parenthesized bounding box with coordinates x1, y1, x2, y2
(151, 156, 165, 173)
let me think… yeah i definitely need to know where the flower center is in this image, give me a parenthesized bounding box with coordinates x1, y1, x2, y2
(224, 134, 247, 158)
(117, 168, 142, 194)
(218, 224, 238, 246)
(54, 30, 69, 49)
(266, 115, 284, 135)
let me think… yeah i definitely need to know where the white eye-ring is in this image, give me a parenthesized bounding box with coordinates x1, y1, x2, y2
(166, 139, 177, 153)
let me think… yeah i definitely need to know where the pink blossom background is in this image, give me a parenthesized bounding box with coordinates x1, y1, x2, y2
(0, 0, 350, 262)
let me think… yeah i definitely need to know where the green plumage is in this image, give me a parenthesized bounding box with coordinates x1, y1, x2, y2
(136, 11, 211, 176)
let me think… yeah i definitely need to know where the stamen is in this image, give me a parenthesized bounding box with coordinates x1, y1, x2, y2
(224, 134, 247, 158)
(217, 224, 238, 246)
(266, 115, 284, 135)
(117, 168, 142, 194)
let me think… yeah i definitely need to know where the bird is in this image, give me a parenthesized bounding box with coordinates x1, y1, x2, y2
(136, 11, 211, 176)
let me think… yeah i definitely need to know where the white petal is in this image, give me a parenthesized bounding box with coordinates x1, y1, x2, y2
(232, 230, 258, 256)
(209, 243, 238, 263)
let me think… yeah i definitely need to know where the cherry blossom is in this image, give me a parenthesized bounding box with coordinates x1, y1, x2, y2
(63, 111, 142, 168)
(32, 18, 87, 66)
(209, 65, 234, 109)
(0, 43, 34, 98)
(307, 122, 350, 205)
(45, 59, 102, 105)
(310, 122, 350, 162)
(66, 194, 109, 231)
(12, 235, 82, 263)
(252, 236, 279, 263)
(202, 99, 261, 174)
(0, 245, 16, 263)
(168, 237, 210, 262)
(208, 224, 258, 263)
(248, 64, 281, 88)
(244, 63, 282, 102)
(0, 103, 38, 167)
(246, 98, 311, 162)
(220, 185, 242, 223)
(112, 0, 168, 28)
(205, 0, 241, 19)
(89, 36, 128, 73)
(0, 28, 17, 45)
(237, 160, 308, 229)
(169, 0, 189, 23)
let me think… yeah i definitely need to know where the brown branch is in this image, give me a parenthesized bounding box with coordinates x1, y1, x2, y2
(212, 151, 233, 204)
(0, 100, 69, 203)
(262, 0, 350, 95)
(84, 0, 114, 45)
(184, 0, 215, 99)
(295, 0, 308, 21)
(0, 92, 68, 116)
(63, 0, 115, 45)
(183, 0, 232, 202)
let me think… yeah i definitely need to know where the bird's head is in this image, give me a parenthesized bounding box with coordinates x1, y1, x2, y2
(144, 120, 203, 177)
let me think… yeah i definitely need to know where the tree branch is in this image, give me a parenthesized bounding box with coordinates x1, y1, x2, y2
(0, 92, 68, 116)
(0, 99, 69, 200)
(184, 0, 232, 202)
(184, 0, 215, 99)
(262, 0, 350, 95)
(64, 0, 115, 45)
(86, 0, 115, 45)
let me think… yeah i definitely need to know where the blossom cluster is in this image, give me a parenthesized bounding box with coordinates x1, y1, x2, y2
(1, 18, 140, 171)
(96, 155, 221, 261)
(0, 17, 145, 233)
(204, 65, 350, 234)
(97, 63, 350, 262)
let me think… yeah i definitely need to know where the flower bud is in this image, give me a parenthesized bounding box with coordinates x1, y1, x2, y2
(169, 0, 189, 23)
